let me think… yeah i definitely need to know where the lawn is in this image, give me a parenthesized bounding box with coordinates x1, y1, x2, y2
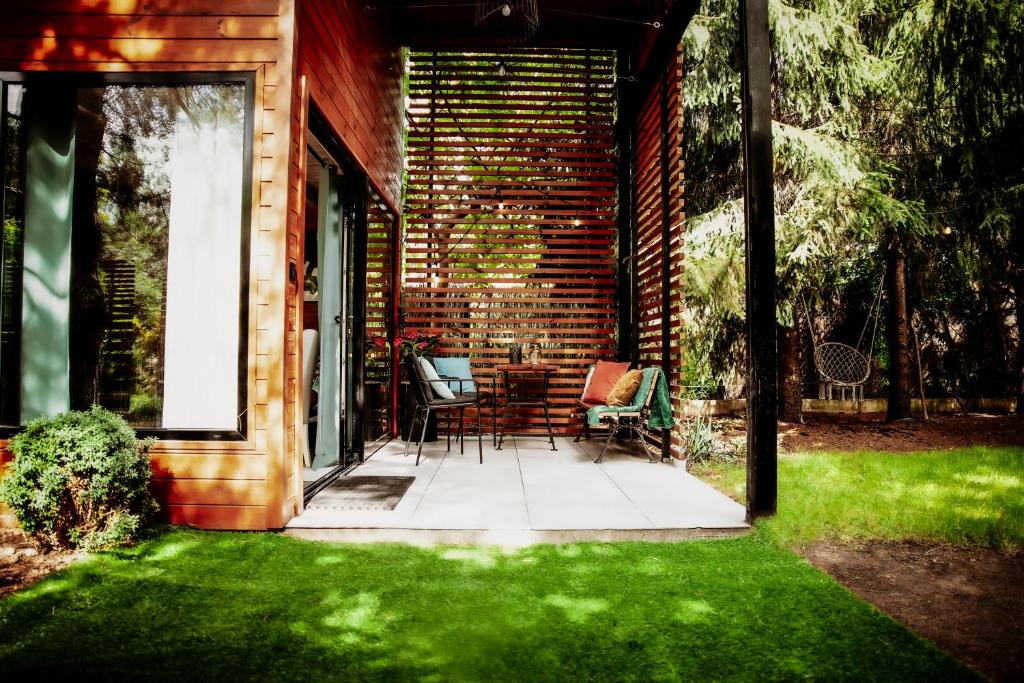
(0, 528, 975, 681)
(4, 445, 1019, 680)
(693, 446, 1024, 550)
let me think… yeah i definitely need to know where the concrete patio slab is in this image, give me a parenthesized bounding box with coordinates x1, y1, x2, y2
(287, 436, 749, 542)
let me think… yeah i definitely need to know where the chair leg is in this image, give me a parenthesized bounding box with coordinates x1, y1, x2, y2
(459, 408, 465, 455)
(416, 407, 431, 466)
(446, 408, 451, 452)
(497, 401, 509, 451)
(574, 410, 585, 443)
(404, 405, 422, 458)
(492, 397, 497, 447)
(595, 421, 616, 463)
(476, 407, 483, 464)
(543, 402, 556, 451)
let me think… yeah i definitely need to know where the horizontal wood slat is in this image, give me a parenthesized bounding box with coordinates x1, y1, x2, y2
(404, 49, 618, 434)
(633, 45, 687, 458)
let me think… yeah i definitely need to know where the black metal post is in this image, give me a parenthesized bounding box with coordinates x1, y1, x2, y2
(347, 176, 369, 464)
(615, 50, 637, 364)
(739, 0, 778, 521)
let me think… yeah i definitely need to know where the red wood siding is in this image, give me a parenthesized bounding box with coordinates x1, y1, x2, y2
(295, 0, 404, 211)
(404, 49, 618, 434)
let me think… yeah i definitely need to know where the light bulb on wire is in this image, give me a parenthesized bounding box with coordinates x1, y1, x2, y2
(501, 3, 511, 17)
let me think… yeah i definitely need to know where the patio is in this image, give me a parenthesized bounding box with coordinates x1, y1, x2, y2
(287, 436, 747, 544)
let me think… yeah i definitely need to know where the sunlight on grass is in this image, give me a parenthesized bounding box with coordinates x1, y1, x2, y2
(674, 598, 716, 624)
(543, 594, 610, 623)
(441, 547, 500, 567)
(696, 446, 1024, 550)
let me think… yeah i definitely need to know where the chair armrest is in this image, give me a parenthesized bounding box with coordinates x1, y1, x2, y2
(437, 375, 475, 392)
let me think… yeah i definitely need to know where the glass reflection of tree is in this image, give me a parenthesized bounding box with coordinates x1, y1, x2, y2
(83, 85, 242, 425)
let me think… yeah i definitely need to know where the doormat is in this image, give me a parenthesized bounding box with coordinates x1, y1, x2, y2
(307, 476, 416, 511)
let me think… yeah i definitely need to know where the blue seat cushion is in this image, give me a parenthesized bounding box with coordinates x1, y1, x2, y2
(432, 357, 477, 394)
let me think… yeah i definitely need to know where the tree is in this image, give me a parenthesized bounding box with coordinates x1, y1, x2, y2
(681, 0, 918, 420)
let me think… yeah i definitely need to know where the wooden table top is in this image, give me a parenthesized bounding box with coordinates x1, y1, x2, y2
(496, 363, 559, 372)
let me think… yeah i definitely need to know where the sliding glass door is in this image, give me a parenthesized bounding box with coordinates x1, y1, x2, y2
(301, 108, 397, 500)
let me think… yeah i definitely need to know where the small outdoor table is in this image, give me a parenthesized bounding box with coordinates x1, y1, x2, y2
(495, 363, 558, 451)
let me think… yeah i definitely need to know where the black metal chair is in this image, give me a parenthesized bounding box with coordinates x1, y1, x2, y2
(401, 353, 484, 465)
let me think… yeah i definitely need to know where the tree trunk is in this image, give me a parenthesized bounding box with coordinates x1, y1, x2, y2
(777, 322, 802, 422)
(885, 235, 913, 421)
(1014, 288, 1024, 415)
(1011, 236, 1024, 416)
(982, 282, 1011, 396)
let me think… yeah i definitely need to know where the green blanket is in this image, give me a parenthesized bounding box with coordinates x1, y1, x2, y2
(586, 366, 675, 429)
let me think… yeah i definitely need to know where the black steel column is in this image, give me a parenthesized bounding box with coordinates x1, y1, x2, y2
(739, 0, 778, 521)
(615, 50, 638, 364)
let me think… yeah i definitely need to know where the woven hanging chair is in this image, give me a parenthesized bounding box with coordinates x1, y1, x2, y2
(803, 278, 884, 401)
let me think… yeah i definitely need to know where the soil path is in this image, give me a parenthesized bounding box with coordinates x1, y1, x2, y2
(804, 540, 1024, 682)
(779, 412, 1024, 453)
(0, 529, 77, 599)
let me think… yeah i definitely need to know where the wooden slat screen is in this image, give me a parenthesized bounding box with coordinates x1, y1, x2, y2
(633, 45, 686, 457)
(404, 49, 618, 434)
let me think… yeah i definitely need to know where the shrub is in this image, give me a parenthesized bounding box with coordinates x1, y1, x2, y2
(683, 414, 743, 467)
(683, 413, 718, 465)
(0, 406, 158, 551)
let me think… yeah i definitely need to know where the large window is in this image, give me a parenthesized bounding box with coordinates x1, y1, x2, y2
(0, 76, 252, 436)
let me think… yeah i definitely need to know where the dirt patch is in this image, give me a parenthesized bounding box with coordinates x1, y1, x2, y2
(0, 529, 78, 599)
(776, 412, 1024, 453)
(804, 540, 1024, 682)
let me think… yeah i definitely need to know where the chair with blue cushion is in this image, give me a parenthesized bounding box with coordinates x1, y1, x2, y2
(432, 356, 496, 446)
(402, 353, 483, 465)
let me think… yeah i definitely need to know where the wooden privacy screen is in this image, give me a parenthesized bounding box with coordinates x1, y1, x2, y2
(404, 49, 618, 434)
(633, 46, 686, 457)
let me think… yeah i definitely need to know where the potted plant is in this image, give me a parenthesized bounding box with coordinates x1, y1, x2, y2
(395, 329, 442, 358)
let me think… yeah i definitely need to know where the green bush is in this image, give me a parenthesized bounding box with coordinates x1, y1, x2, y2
(0, 406, 158, 551)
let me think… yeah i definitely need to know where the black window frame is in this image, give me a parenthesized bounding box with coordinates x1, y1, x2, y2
(0, 71, 256, 442)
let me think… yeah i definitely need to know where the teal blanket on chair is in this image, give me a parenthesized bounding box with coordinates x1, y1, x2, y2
(586, 366, 675, 429)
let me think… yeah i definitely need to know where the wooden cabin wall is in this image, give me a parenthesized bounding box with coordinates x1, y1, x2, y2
(284, 0, 403, 516)
(0, 0, 298, 530)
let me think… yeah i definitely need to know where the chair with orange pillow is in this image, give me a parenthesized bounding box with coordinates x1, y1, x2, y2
(574, 360, 631, 442)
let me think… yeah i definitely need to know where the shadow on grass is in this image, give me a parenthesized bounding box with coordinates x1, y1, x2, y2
(0, 527, 978, 681)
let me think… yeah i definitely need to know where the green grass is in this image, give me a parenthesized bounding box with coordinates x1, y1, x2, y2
(0, 528, 974, 681)
(693, 446, 1024, 550)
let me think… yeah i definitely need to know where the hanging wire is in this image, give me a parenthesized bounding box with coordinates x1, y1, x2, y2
(542, 7, 662, 28)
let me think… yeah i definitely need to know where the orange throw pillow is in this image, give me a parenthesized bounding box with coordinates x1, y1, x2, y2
(606, 369, 644, 406)
(582, 361, 631, 404)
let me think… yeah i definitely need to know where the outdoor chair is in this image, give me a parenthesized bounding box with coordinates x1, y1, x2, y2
(576, 366, 661, 463)
(401, 353, 484, 465)
(432, 356, 497, 446)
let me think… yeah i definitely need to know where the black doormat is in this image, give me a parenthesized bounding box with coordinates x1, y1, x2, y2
(307, 476, 416, 511)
